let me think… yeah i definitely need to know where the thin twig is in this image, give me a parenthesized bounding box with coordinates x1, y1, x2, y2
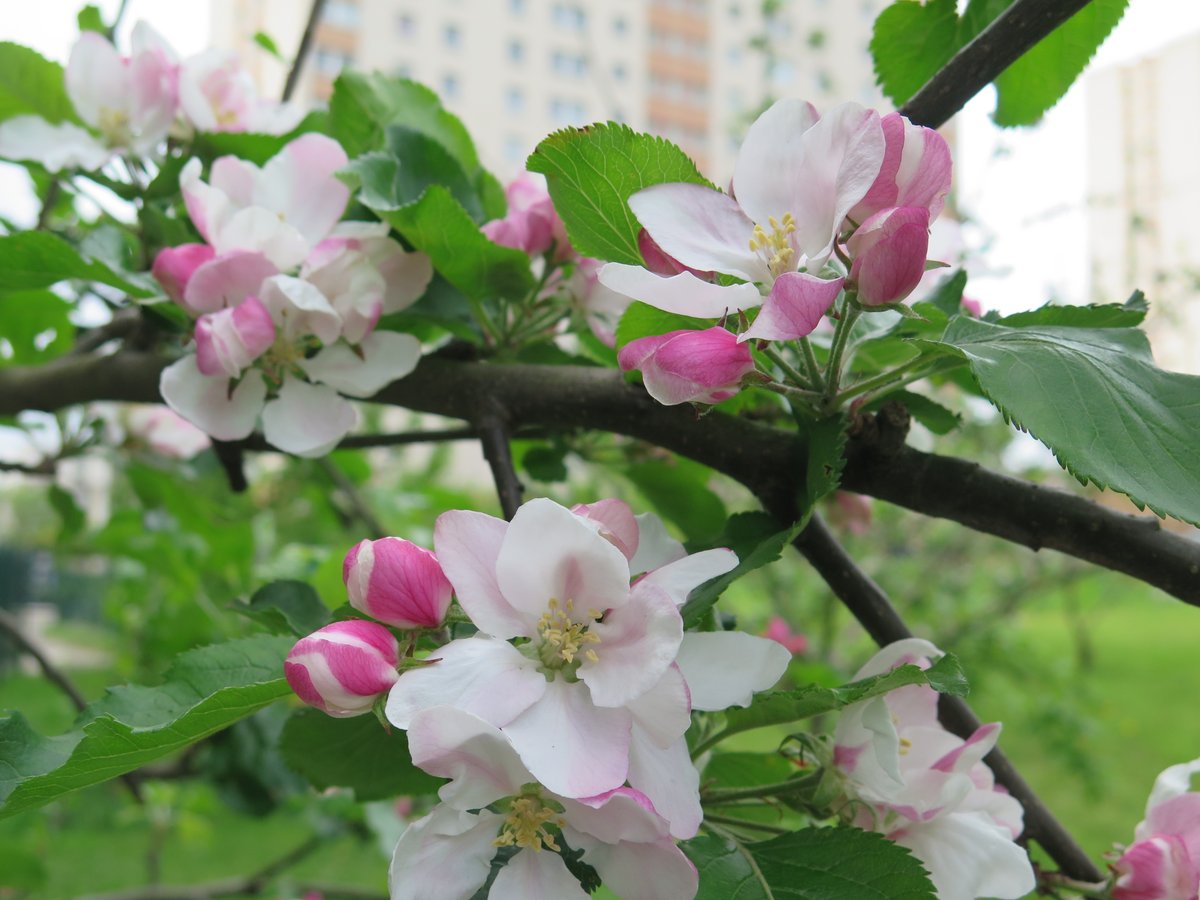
(282, 0, 330, 102)
(791, 515, 1104, 883)
(476, 412, 523, 521)
(318, 458, 387, 538)
(69, 310, 141, 356)
(899, 0, 1095, 129)
(36, 179, 61, 230)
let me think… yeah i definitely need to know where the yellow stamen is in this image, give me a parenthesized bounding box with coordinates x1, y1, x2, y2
(536, 598, 601, 667)
(493, 796, 563, 852)
(748, 212, 798, 278)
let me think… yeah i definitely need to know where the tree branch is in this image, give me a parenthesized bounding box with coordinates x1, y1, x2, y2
(318, 457, 387, 538)
(282, 0, 329, 102)
(2, 353, 1197, 606)
(899, 0, 1096, 129)
(792, 515, 1104, 883)
(476, 411, 523, 520)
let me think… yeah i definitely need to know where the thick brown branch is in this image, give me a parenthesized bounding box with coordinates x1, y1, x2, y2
(1, 353, 1197, 605)
(792, 516, 1104, 883)
(900, 0, 1096, 129)
(476, 412, 524, 520)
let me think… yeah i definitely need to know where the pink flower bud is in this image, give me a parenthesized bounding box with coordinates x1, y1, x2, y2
(618, 327, 755, 406)
(1113, 832, 1197, 899)
(284, 620, 400, 717)
(343, 538, 453, 629)
(153, 244, 215, 303)
(851, 112, 952, 224)
(961, 296, 983, 317)
(194, 295, 276, 377)
(763, 616, 808, 655)
(481, 174, 569, 258)
(847, 206, 930, 307)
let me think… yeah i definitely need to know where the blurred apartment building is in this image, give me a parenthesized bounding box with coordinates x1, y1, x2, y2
(1087, 34, 1200, 374)
(212, 0, 888, 182)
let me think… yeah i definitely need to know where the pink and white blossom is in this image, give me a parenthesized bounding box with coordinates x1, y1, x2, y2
(618, 327, 755, 406)
(599, 99, 885, 338)
(834, 639, 1034, 900)
(391, 706, 698, 900)
(850, 113, 953, 225)
(178, 49, 304, 135)
(385, 497, 740, 799)
(763, 616, 809, 655)
(285, 620, 400, 718)
(0, 23, 178, 171)
(1113, 758, 1200, 900)
(481, 173, 569, 258)
(344, 538, 453, 629)
(124, 405, 211, 459)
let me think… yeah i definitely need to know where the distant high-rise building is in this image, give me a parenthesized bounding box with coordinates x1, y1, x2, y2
(1087, 33, 1200, 374)
(211, 0, 889, 182)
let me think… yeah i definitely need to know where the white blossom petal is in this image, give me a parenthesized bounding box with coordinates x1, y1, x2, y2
(635, 548, 738, 607)
(0, 117, 112, 172)
(260, 376, 357, 457)
(389, 807, 502, 900)
(434, 510, 530, 639)
(407, 708, 532, 811)
(159, 356, 266, 441)
(675, 631, 790, 710)
(580, 585, 682, 708)
(626, 730, 701, 840)
(598, 264, 763, 318)
(490, 847, 588, 900)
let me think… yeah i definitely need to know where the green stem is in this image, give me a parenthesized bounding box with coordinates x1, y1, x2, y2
(762, 346, 814, 390)
(703, 779, 811, 805)
(467, 296, 503, 347)
(703, 814, 790, 836)
(798, 337, 826, 392)
(691, 728, 733, 759)
(839, 357, 965, 405)
(822, 304, 861, 407)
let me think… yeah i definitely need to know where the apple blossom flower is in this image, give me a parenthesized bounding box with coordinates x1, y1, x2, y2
(763, 616, 809, 655)
(833, 639, 1035, 900)
(385, 497, 742, 799)
(847, 206, 931, 307)
(599, 99, 886, 339)
(392, 706, 699, 900)
(618, 327, 755, 406)
(481, 173, 569, 258)
(961, 296, 984, 317)
(568, 257, 631, 347)
(849, 112, 953, 225)
(180, 134, 351, 271)
(178, 49, 304, 135)
(193, 295, 276, 377)
(0, 23, 178, 172)
(1113, 758, 1200, 900)
(344, 538, 453, 629)
(285, 620, 400, 718)
(124, 405, 211, 459)
(152, 244, 216, 304)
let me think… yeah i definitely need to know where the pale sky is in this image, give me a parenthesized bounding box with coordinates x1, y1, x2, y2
(1, 0, 1197, 317)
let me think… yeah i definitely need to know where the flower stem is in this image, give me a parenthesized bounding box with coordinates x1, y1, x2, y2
(703, 779, 811, 805)
(762, 346, 814, 391)
(798, 337, 826, 392)
(703, 814, 790, 836)
(837, 356, 965, 406)
(822, 303, 861, 410)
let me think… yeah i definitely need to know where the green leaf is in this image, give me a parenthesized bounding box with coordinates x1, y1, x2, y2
(0, 231, 155, 296)
(0, 291, 74, 367)
(77, 5, 107, 34)
(521, 444, 569, 483)
(996, 297, 1146, 329)
(252, 31, 283, 59)
(373, 186, 534, 301)
(330, 71, 481, 172)
(686, 827, 936, 899)
(870, 0, 960, 107)
(0, 844, 47, 890)
(345, 124, 483, 220)
(614, 300, 713, 352)
(0, 42, 79, 126)
(528, 123, 712, 265)
(925, 269, 968, 318)
(992, 0, 1129, 126)
(681, 513, 805, 629)
(0, 635, 294, 819)
(279, 708, 443, 801)
(239, 580, 332, 637)
(624, 457, 726, 545)
(801, 414, 847, 511)
(47, 483, 85, 537)
(941, 317, 1200, 525)
(718, 655, 967, 742)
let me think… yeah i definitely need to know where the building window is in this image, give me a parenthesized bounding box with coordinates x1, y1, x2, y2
(508, 39, 524, 62)
(613, 16, 628, 35)
(509, 0, 526, 13)
(549, 97, 587, 125)
(552, 4, 586, 30)
(397, 14, 416, 37)
(612, 62, 628, 82)
(506, 87, 524, 113)
(551, 50, 587, 77)
(323, 0, 360, 29)
(443, 24, 462, 48)
(505, 136, 526, 166)
(314, 48, 352, 76)
(442, 73, 460, 99)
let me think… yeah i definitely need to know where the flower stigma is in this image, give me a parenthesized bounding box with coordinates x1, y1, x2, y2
(748, 213, 797, 278)
(493, 794, 563, 852)
(536, 598, 601, 670)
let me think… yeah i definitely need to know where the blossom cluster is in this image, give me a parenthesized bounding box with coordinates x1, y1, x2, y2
(1112, 757, 1200, 899)
(284, 497, 793, 898)
(0, 22, 306, 173)
(603, 99, 952, 406)
(154, 134, 432, 455)
(832, 640, 1036, 900)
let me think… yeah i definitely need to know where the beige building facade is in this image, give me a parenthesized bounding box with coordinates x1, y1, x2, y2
(1087, 34, 1200, 373)
(212, 0, 888, 183)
